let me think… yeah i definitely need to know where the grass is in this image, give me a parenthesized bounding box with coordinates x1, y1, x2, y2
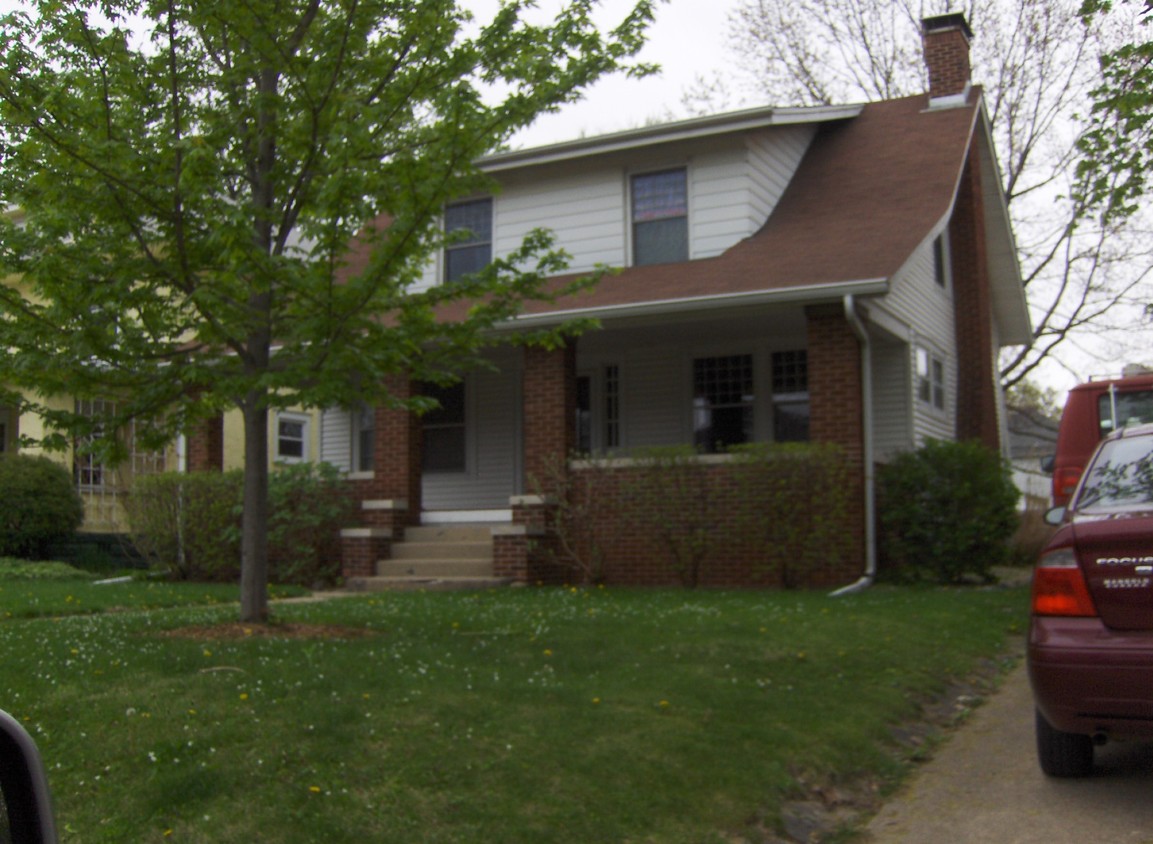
(0, 577, 1028, 843)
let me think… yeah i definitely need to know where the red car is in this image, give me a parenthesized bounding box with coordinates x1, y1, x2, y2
(1028, 422, 1153, 777)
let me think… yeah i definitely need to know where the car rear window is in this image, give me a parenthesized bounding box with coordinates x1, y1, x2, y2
(1076, 435, 1153, 511)
(1097, 390, 1153, 437)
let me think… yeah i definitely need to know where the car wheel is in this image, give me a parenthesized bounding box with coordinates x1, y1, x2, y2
(1035, 709, 1094, 777)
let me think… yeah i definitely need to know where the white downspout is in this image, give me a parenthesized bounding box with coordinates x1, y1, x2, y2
(830, 294, 877, 597)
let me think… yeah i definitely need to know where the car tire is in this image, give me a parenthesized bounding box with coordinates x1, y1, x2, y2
(1035, 709, 1094, 777)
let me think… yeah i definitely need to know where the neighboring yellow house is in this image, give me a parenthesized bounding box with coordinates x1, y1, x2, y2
(1, 395, 322, 534)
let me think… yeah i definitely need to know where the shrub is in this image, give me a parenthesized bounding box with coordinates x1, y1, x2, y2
(729, 443, 851, 588)
(0, 454, 84, 559)
(267, 462, 356, 587)
(125, 471, 243, 581)
(126, 464, 355, 587)
(878, 439, 1020, 584)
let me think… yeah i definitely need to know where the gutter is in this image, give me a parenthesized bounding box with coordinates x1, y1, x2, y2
(500, 278, 890, 330)
(830, 293, 877, 597)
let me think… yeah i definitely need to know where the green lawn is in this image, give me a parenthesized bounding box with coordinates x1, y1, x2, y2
(0, 578, 1027, 843)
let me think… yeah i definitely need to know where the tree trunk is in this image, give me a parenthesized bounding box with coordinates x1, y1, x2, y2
(240, 396, 270, 622)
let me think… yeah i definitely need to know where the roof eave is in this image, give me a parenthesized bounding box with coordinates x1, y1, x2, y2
(481, 104, 864, 173)
(497, 277, 890, 331)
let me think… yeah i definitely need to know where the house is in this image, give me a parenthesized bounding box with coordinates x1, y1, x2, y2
(183, 13, 1030, 589)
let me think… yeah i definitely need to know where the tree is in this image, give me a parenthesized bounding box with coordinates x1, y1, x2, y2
(1078, 0, 1153, 222)
(0, 0, 655, 621)
(697, 0, 1152, 388)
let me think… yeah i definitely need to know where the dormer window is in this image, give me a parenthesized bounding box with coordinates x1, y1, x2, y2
(631, 168, 688, 266)
(444, 198, 493, 283)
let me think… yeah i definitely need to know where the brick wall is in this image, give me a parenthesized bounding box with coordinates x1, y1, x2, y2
(186, 414, 224, 472)
(950, 145, 1001, 450)
(922, 15, 972, 100)
(554, 456, 860, 589)
(522, 343, 576, 497)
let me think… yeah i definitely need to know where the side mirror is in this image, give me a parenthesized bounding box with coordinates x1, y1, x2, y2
(1044, 506, 1067, 527)
(0, 709, 57, 844)
(1040, 454, 1055, 474)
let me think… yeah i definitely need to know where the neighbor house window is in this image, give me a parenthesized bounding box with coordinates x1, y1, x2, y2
(422, 382, 466, 472)
(632, 168, 688, 266)
(444, 198, 493, 283)
(693, 354, 753, 453)
(353, 404, 375, 472)
(276, 413, 309, 462)
(772, 350, 810, 442)
(75, 398, 115, 488)
(916, 347, 946, 411)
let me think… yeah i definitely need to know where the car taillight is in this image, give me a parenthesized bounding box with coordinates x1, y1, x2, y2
(1052, 467, 1082, 504)
(1032, 548, 1098, 617)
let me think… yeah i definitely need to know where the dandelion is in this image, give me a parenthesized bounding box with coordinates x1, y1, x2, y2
(543, 649, 553, 657)
(592, 697, 601, 705)
(658, 700, 670, 709)
(309, 786, 322, 794)
(239, 693, 249, 701)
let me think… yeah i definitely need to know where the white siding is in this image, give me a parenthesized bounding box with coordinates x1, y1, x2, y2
(872, 339, 912, 462)
(413, 124, 820, 288)
(319, 407, 352, 471)
(423, 366, 520, 510)
(884, 236, 958, 446)
(746, 125, 817, 230)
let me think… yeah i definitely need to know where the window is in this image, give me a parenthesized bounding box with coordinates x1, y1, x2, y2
(1096, 390, 1153, 436)
(632, 168, 688, 266)
(772, 350, 810, 442)
(75, 398, 115, 488)
(915, 347, 946, 410)
(276, 414, 309, 462)
(353, 404, 375, 472)
(422, 382, 466, 473)
(444, 198, 493, 283)
(576, 365, 621, 454)
(693, 354, 753, 453)
(933, 235, 949, 288)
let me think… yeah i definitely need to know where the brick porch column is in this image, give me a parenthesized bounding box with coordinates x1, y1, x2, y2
(522, 342, 576, 496)
(185, 414, 224, 472)
(341, 374, 421, 581)
(806, 305, 866, 586)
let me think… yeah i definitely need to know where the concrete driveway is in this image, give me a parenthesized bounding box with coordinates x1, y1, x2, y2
(856, 660, 1153, 843)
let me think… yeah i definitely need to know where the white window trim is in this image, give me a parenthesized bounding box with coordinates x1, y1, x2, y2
(275, 412, 311, 464)
(914, 345, 948, 414)
(628, 165, 691, 268)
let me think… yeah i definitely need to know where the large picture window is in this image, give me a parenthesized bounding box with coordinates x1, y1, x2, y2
(772, 350, 809, 442)
(693, 354, 753, 453)
(422, 382, 466, 473)
(444, 198, 493, 283)
(632, 168, 688, 266)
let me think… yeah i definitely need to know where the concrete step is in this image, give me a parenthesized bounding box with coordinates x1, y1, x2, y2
(390, 541, 492, 561)
(376, 559, 494, 578)
(345, 575, 515, 593)
(405, 524, 494, 543)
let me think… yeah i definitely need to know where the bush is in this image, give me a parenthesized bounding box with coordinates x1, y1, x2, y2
(0, 454, 84, 559)
(878, 439, 1020, 584)
(126, 464, 356, 587)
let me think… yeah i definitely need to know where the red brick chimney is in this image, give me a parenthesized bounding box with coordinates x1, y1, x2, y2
(922, 13, 973, 105)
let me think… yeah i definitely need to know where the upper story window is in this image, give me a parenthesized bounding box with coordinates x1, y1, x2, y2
(692, 354, 752, 453)
(932, 234, 949, 288)
(444, 198, 493, 283)
(631, 168, 688, 266)
(915, 347, 946, 411)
